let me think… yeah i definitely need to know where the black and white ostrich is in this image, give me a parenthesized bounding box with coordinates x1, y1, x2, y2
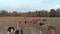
(7, 27, 15, 34)
(38, 19, 47, 34)
(39, 22, 45, 34)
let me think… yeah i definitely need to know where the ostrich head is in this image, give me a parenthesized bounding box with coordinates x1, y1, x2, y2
(43, 19, 47, 21)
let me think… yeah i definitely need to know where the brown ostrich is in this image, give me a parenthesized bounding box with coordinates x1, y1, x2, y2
(17, 21, 24, 34)
(48, 26, 56, 34)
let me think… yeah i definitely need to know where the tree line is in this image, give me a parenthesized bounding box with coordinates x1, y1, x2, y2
(0, 8, 60, 17)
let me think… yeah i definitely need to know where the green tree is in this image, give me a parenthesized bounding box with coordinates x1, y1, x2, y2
(0, 10, 8, 16)
(12, 11, 18, 16)
(49, 9, 56, 17)
(56, 9, 60, 17)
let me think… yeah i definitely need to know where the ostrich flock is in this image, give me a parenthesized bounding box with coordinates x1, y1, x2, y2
(7, 18, 56, 34)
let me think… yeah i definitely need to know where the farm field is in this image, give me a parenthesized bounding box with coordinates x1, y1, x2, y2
(0, 17, 60, 34)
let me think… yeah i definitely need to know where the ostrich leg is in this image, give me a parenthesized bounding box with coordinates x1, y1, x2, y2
(21, 30, 23, 34)
(31, 30, 35, 34)
(7, 31, 10, 34)
(39, 31, 42, 34)
(51, 30, 55, 34)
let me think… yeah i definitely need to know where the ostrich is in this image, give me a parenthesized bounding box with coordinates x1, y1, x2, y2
(7, 27, 15, 34)
(15, 30, 19, 34)
(17, 21, 24, 34)
(24, 21, 28, 24)
(39, 22, 45, 34)
(48, 26, 56, 34)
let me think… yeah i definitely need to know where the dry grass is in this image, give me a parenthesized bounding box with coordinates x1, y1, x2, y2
(0, 17, 60, 34)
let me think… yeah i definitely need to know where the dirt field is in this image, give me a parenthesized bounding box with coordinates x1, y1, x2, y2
(0, 17, 60, 34)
